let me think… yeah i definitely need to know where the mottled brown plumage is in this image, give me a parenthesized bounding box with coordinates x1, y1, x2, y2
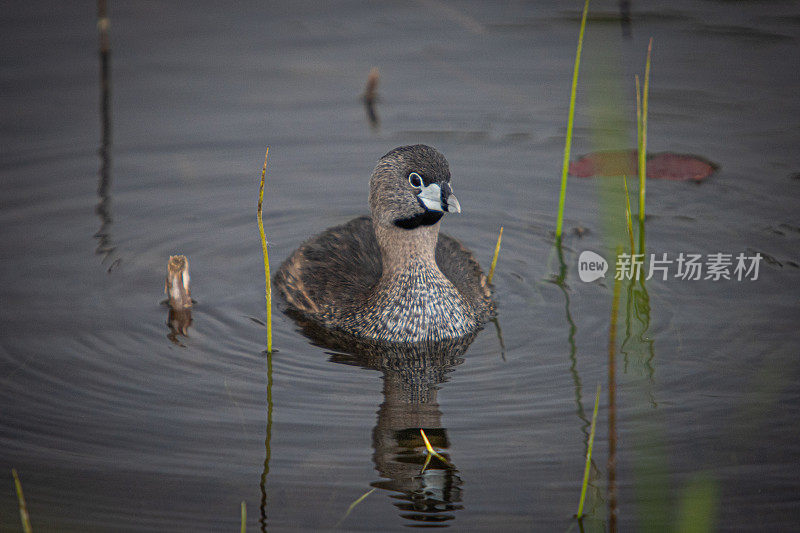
(274, 145, 494, 343)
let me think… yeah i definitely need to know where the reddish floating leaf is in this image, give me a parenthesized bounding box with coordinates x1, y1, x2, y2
(569, 150, 718, 182)
(646, 153, 719, 181)
(569, 150, 636, 178)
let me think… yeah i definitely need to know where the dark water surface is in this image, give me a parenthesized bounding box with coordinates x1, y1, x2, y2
(2, 1, 800, 531)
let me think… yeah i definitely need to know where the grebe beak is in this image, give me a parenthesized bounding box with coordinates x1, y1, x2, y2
(417, 182, 461, 214)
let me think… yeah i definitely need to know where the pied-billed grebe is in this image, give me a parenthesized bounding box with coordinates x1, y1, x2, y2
(274, 145, 494, 343)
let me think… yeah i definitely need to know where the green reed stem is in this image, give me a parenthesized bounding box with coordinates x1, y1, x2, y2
(240, 501, 246, 533)
(555, 0, 590, 241)
(577, 384, 601, 519)
(257, 148, 272, 353)
(675, 474, 719, 533)
(607, 248, 623, 530)
(12, 469, 32, 533)
(638, 38, 652, 225)
(487, 226, 503, 284)
(622, 176, 635, 254)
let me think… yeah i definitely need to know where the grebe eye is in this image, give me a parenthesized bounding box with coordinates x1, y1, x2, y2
(408, 172, 423, 188)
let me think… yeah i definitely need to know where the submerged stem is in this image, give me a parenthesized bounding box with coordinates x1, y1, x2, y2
(577, 384, 601, 519)
(623, 176, 635, 254)
(638, 39, 652, 225)
(487, 226, 503, 284)
(12, 469, 32, 533)
(556, 0, 590, 240)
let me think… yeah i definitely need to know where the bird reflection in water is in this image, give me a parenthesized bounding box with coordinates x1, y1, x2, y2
(361, 67, 380, 130)
(292, 316, 476, 527)
(95, 0, 120, 272)
(163, 255, 193, 346)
